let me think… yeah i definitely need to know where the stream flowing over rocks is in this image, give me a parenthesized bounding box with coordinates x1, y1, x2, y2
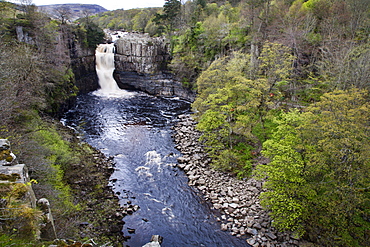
(173, 114, 302, 247)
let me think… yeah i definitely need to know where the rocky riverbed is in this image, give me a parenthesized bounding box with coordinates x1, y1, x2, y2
(172, 114, 303, 247)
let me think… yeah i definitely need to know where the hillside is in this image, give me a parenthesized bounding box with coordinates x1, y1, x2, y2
(38, 3, 107, 21)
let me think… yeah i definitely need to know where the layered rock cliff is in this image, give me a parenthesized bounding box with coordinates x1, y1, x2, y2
(114, 33, 195, 101)
(68, 39, 99, 94)
(69, 32, 195, 101)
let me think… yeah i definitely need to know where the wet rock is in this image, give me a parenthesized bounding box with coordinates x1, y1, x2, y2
(247, 228, 258, 235)
(247, 238, 256, 245)
(266, 232, 277, 240)
(254, 222, 262, 229)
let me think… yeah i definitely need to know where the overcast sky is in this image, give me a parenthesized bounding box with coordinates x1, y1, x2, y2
(13, 0, 166, 11)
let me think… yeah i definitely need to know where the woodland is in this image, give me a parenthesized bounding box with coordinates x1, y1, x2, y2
(0, 0, 369, 246)
(93, 0, 370, 246)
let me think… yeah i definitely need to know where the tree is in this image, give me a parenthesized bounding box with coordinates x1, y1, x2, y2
(55, 6, 72, 24)
(133, 9, 152, 32)
(154, 0, 182, 34)
(0, 40, 46, 126)
(201, 12, 230, 59)
(192, 41, 295, 174)
(255, 109, 312, 236)
(256, 88, 370, 246)
(193, 53, 261, 174)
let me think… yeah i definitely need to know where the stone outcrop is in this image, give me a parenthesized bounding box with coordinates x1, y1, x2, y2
(0, 139, 36, 208)
(115, 33, 170, 74)
(68, 32, 195, 101)
(0, 139, 17, 166)
(172, 115, 303, 247)
(114, 33, 195, 101)
(68, 39, 99, 94)
(0, 139, 39, 240)
(38, 198, 57, 240)
(16, 26, 34, 45)
(114, 71, 195, 101)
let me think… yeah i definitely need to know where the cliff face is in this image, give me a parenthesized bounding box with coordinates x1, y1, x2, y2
(69, 32, 195, 101)
(68, 39, 99, 94)
(114, 33, 195, 101)
(115, 33, 170, 74)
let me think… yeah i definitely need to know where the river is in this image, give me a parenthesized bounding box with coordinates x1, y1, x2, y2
(62, 44, 247, 247)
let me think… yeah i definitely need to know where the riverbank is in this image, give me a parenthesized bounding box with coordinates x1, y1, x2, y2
(51, 121, 129, 246)
(172, 114, 303, 247)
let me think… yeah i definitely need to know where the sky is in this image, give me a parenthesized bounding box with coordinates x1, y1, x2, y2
(12, 0, 166, 11)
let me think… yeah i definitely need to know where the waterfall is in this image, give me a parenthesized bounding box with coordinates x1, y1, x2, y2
(94, 43, 135, 97)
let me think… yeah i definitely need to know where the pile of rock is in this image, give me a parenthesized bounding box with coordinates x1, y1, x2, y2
(172, 114, 301, 247)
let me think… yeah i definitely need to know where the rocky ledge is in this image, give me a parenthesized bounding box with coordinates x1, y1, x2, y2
(172, 114, 303, 247)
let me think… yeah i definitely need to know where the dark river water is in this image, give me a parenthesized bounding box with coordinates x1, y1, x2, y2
(62, 90, 247, 247)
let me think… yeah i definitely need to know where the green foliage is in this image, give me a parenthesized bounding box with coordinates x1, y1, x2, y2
(170, 22, 205, 85)
(90, 7, 161, 34)
(259, 41, 294, 84)
(45, 68, 78, 115)
(193, 44, 295, 175)
(255, 109, 310, 235)
(85, 22, 105, 48)
(201, 12, 230, 58)
(256, 89, 370, 245)
(0, 181, 42, 240)
(0, 233, 38, 246)
(33, 126, 80, 213)
(133, 9, 152, 32)
(153, 0, 181, 34)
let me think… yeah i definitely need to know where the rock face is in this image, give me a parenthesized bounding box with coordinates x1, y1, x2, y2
(172, 115, 303, 247)
(68, 39, 99, 94)
(114, 33, 195, 101)
(115, 33, 170, 74)
(68, 32, 195, 100)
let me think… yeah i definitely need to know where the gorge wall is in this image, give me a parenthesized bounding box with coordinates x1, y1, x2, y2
(69, 32, 195, 101)
(68, 40, 99, 94)
(114, 33, 195, 101)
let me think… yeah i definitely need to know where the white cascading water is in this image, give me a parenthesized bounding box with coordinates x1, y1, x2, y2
(94, 43, 135, 97)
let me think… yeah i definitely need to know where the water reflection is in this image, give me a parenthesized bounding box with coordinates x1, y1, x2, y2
(63, 92, 247, 247)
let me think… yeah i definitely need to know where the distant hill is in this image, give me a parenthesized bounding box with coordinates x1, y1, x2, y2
(38, 4, 108, 21)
